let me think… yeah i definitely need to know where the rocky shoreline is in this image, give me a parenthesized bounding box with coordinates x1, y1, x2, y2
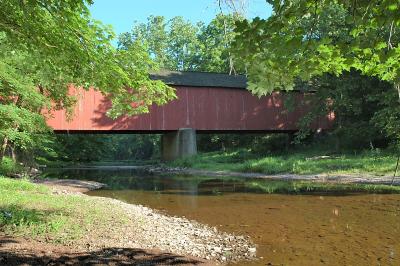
(91, 196, 257, 263)
(38, 179, 257, 264)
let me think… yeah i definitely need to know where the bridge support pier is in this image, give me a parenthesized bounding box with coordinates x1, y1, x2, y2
(161, 128, 197, 161)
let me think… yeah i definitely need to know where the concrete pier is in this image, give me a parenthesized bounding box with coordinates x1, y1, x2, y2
(161, 128, 197, 161)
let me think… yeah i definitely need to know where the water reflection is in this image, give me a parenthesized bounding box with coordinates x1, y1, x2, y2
(42, 168, 262, 195)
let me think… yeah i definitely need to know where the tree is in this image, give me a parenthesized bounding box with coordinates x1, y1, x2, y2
(232, 1, 400, 96)
(230, 1, 400, 142)
(119, 16, 170, 69)
(197, 14, 241, 73)
(54, 134, 160, 162)
(119, 16, 201, 71)
(296, 71, 391, 149)
(119, 14, 242, 73)
(0, 1, 175, 162)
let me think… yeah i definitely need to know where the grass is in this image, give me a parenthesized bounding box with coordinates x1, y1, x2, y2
(0, 176, 128, 244)
(168, 149, 398, 176)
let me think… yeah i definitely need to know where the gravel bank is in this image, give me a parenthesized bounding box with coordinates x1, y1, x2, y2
(39, 180, 257, 264)
(90, 196, 257, 263)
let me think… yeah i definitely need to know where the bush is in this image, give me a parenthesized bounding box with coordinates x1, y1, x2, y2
(0, 157, 20, 175)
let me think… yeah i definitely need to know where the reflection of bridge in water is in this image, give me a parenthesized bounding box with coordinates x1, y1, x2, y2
(46, 71, 334, 160)
(44, 168, 251, 195)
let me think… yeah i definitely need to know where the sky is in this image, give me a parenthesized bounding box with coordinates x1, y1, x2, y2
(88, 0, 272, 41)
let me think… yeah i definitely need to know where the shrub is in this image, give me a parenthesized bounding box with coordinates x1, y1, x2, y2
(0, 157, 20, 175)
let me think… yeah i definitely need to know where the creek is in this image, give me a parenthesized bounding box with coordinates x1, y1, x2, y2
(42, 168, 400, 265)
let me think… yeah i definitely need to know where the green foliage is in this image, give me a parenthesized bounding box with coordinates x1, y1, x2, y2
(197, 14, 242, 72)
(231, 1, 400, 143)
(0, 157, 20, 175)
(50, 134, 161, 162)
(54, 134, 110, 162)
(0, 1, 175, 163)
(105, 134, 160, 161)
(372, 88, 400, 141)
(0, 105, 50, 149)
(0, 1, 175, 117)
(234, 1, 400, 94)
(119, 14, 242, 73)
(295, 71, 392, 146)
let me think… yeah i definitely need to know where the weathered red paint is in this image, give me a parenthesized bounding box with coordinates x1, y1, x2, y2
(46, 86, 334, 132)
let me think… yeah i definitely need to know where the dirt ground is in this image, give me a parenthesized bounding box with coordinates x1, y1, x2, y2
(0, 234, 210, 265)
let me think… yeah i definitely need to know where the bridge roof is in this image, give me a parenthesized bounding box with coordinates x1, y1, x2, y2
(150, 70, 247, 88)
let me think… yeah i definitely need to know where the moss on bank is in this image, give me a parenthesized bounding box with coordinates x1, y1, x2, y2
(168, 149, 398, 176)
(0, 176, 128, 244)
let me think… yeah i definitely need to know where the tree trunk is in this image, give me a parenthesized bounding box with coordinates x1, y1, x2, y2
(0, 137, 8, 161)
(392, 82, 400, 184)
(396, 83, 400, 103)
(10, 144, 17, 162)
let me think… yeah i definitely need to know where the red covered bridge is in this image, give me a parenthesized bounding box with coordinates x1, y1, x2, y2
(46, 71, 334, 160)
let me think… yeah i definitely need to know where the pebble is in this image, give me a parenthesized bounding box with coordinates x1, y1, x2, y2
(249, 247, 256, 253)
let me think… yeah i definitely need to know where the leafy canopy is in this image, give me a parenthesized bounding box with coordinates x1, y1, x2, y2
(119, 14, 242, 73)
(233, 0, 400, 95)
(0, 0, 175, 158)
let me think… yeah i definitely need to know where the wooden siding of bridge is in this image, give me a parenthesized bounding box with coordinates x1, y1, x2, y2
(46, 86, 334, 132)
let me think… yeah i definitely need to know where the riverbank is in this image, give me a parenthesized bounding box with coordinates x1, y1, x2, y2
(168, 150, 399, 177)
(40, 162, 400, 194)
(148, 166, 400, 186)
(0, 176, 256, 265)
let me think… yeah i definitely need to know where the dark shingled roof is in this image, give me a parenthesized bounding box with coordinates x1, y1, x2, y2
(150, 70, 247, 88)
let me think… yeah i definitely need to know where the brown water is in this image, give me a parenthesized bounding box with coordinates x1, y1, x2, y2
(44, 169, 400, 265)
